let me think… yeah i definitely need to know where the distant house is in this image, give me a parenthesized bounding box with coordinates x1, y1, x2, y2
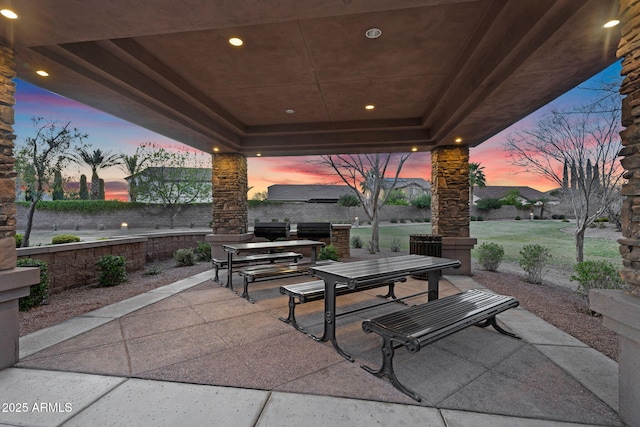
(267, 184, 354, 203)
(125, 167, 212, 203)
(384, 178, 431, 200)
(472, 186, 558, 206)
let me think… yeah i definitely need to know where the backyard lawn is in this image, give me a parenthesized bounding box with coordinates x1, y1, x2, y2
(349, 220, 622, 270)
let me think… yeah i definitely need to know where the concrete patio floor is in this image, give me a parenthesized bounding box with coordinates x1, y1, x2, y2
(1, 267, 622, 426)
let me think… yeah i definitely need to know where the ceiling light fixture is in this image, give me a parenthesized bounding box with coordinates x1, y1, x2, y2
(603, 19, 620, 28)
(285, 109, 295, 114)
(0, 9, 18, 19)
(36, 70, 49, 77)
(256, 153, 262, 157)
(213, 147, 219, 152)
(454, 137, 462, 143)
(411, 147, 418, 152)
(365, 104, 375, 110)
(229, 37, 243, 47)
(365, 28, 382, 39)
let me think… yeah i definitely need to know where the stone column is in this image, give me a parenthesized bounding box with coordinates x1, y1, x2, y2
(590, 2, 640, 426)
(0, 41, 39, 369)
(431, 146, 476, 275)
(207, 153, 252, 258)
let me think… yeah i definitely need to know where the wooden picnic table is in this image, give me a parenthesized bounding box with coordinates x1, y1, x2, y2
(222, 240, 326, 288)
(307, 254, 462, 361)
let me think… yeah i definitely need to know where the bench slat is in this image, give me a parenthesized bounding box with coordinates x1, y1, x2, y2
(212, 252, 302, 283)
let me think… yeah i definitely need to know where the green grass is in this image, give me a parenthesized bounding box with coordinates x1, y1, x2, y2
(350, 220, 621, 269)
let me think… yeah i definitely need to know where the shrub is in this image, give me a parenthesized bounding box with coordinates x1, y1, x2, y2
(470, 216, 477, 221)
(390, 218, 398, 224)
(143, 264, 162, 276)
(390, 238, 402, 252)
(515, 216, 521, 220)
(319, 244, 339, 261)
(195, 241, 211, 262)
(351, 235, 363, 248)
(571, 260, 627, 303)
(16, 258, 49, 311)
(15, 233, 23, 248)
(476, 242, 505, 272)
(399, 218, 406, 223)
(476, 197, 502, 210)
(518, 244, 552, 284)
(51, 234, 81, 245)
(95, 255, 127, 287)
(174, 248, 196, 266)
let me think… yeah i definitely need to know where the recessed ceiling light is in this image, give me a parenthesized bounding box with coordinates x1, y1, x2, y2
(256, 153, 262, 157)
(36, 70, 49, 77)
(411, 147, 418, 152)
(213, 147, 219, 152)
(365, 104, 375, 110)
(0, 9, 18, 19)
(603, 19, 620, 28)
(285, 109, 295, 114)
(454, 137, 463, 143)
(365, 28, 382, 39)
(229, 37, 243, 47)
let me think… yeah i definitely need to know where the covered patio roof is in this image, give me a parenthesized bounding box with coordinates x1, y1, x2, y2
(2, 0, 619, 157)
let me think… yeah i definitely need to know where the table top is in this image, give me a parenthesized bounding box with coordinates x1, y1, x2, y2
(308, 254, 461, 289)
(223, 239, 326, 253)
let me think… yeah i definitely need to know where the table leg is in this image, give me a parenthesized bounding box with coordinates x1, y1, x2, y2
(226, 251, 234, 290)
(311, 246, 318, 262)
(311, 279, 354, 362)
(427, 270, 439, 301)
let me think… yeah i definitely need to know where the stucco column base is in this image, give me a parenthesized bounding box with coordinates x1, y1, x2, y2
(0, 267, 40, 370)
(590, 289, 640, 426)
(206, 233, 254, 259)
(441, 237, 476, 275)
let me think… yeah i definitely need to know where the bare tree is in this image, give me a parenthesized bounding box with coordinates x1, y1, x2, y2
(505, 81, 623, 262)
(16, 117, 86, 247)
(315, 153, 411, 253)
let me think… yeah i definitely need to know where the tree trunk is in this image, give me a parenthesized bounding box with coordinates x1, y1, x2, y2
(370, 211, 380, 253)
(21, 200, 38, 247)
(90, 172, 99, 200)
(575, 228, 585, 263)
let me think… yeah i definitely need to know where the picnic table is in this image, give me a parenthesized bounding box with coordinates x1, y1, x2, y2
(307, 254, 462, 361)
(222, 240, 326, 288)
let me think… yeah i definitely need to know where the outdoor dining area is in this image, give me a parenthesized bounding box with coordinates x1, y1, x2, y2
(7, 248, 621, 426)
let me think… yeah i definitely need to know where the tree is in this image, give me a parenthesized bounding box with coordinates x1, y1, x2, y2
(469, 162, 486, 205)
(119, 148, 149, 202)
(134, 143, 211, 228)
(505, 80, 623, 262)
(79, 174, 89, 200)
(16, 117, 86, 247)
(410, 194, 431, 219)
(73, 148, 120, 200)
(52, 169, 64, 200)
(251, 191, 268, 201)
(338, 193, 360, 223)
(315, 153, 411, 252)
(384, 189, 409, 205)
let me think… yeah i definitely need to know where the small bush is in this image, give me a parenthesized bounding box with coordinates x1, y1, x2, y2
(51, 234, 81, 245)
(15, 233, 23, 248)
(399, 218, 406, 223)
(518, 244, 552, 284)
(174, 248, 196, 266)
(351, 235, 363, 248)
(143, 264, 162, 276)
(16, 258, 49, 311)
(319, 244, 339, 261)
(424, 218, 430, 222)
(571, 260, 627, 303)
(476, 197, 502, 211)
(476, 216, 484, 221)
(470, 216, 477, 221)
(390, 238, 402, 252)
(195, 241, 211, 262)
(476, 242, 505, 272)
(515, 216, 521, 220)
(95, 255, 127, 287)
(390, 218, 398, 224)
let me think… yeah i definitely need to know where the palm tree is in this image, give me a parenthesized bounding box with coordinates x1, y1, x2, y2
(73, 147, 120, 200)
(469, 162, 486, 206)
(119, 150, 149, 202)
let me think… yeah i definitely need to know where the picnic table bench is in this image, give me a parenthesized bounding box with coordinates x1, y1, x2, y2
(236, 260, 337, 303)
(211, 251, 302, 283)
(361, 289, 520, 401)
(278, 278, 403, 333)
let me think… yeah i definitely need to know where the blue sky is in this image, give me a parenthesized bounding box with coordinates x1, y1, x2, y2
(12, 61, 623, 200)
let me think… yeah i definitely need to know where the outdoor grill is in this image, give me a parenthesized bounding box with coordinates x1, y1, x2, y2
(296, 222, 332, 239)
(253, 222, 290, 241)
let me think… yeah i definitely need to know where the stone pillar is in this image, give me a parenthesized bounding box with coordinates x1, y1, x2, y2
(207, 153, 252, 258)
(431, 146, 476, 275)
(0, 42, 39, 369)
(589, 2, 640, 426)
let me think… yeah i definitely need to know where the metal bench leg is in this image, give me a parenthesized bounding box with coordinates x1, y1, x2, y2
(278, 296, 308, 333)
(239, 277, 255, 304)
(361, 334, 422, 402)
(376, 283, 404, 303)
(475, 316, 521, 339)
(213, 264, 220, 283)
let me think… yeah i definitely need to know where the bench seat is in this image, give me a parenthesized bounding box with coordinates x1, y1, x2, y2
(236, 260, 337, 303)
(278, 279, 399, 333)
(212, 252, 302, 283)
(361, 289, 520, 401)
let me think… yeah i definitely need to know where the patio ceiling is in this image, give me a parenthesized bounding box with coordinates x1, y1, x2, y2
(2, 0, 620, 157)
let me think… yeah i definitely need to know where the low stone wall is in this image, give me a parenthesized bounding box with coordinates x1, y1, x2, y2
(17, 230, 210, 293)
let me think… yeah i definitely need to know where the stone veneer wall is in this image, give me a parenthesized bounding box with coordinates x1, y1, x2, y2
(212, 153, 248, 234)
(431, 146, 470, 237)
(0, 44, 16, 270)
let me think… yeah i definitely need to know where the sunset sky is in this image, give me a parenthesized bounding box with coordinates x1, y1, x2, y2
(12, 61, 622, 201)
